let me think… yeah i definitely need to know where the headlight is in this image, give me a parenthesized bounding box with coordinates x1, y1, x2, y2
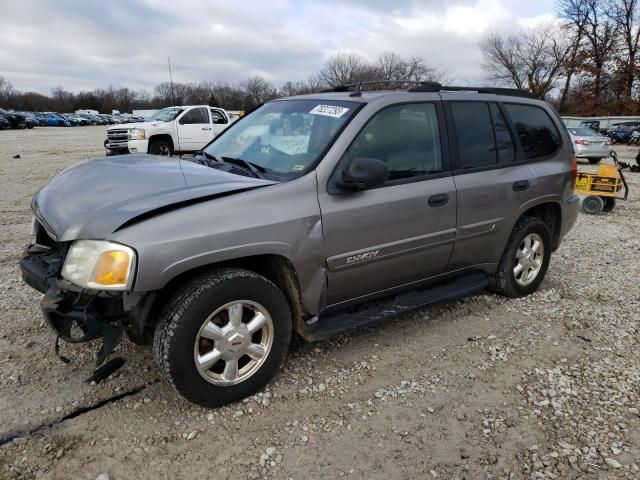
(62, 240, 136, 290)
(129, 128, 145, 140)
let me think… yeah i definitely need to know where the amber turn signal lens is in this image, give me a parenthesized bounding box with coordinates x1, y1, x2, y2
(94, 250, 131, 285)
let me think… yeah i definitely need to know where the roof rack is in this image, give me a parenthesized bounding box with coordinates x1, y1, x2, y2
(323, 80, 536, 99)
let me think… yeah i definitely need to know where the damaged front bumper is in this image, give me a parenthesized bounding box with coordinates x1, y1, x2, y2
(20, 243, 156, 375)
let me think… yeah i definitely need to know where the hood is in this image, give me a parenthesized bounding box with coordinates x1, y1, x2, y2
(109, 121, 169, 130)
(33, 154, 276, 241)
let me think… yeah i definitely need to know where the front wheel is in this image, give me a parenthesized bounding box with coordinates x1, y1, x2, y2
(489, 216, 552, 298)
(153, 269, 292, 407)
(148, 139, 173, 156)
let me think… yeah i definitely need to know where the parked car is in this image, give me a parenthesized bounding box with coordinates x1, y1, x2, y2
(68, 114, 90, 126)
(61, 114, 81, 126)
(0, 108, 28, 128)
(104, 105, 236, 156)
(20, 83, 579, 407)
(15, 112, 38, 128)
(567, 127, 612, 164)
(0, 115, 10, 129)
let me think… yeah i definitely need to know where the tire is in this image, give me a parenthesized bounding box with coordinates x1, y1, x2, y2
(588, 158, 601, 164)
(582, 195, 604, 214)
(601, 197, 616, 212)
(489, 216, 552, 298)
(148, 139, 173, 156)
(153, 269, 292, 407)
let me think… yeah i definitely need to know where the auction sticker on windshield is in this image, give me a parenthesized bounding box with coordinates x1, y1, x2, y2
(309, 105, 350, 118)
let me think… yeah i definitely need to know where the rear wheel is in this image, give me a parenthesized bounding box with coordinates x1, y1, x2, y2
(149, 139, 173, 156)
(489, 216, 552, 298)
(153, 269, 292, 407)
(588, 158, 601, 164)
(582, 195, 604, 214)
(601, 197, 616, 212)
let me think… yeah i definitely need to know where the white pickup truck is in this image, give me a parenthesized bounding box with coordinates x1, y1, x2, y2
(104, 105, 238, 156)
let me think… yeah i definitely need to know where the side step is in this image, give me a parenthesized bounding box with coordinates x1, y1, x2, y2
(303, 271, 489, 341)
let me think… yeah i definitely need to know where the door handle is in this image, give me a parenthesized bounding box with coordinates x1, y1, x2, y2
(512, 180, 530, 192)
(428, 193, 449, 207)
(202, 127, 212, 131)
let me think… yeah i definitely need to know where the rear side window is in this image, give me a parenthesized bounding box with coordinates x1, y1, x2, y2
(504, 104, 561, 159)
(489, 104, 515, 164)
(451, 102, 496, 168)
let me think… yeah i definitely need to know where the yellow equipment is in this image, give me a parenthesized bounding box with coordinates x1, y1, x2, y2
(575, 152, 629, 214)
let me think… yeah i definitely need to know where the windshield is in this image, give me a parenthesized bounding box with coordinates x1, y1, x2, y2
(203, 99, 360, 181)
(148, 107, 184, 122)
(569, 127, 600, 137)
(0, 108, 7, 114)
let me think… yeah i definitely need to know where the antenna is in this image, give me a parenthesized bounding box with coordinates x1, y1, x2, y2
(168, 57, 176, 108)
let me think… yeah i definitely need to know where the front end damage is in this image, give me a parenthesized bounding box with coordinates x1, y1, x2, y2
(20, 222, 154, 381)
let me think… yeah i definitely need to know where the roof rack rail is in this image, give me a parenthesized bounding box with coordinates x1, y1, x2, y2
(323, 80, 536, 99)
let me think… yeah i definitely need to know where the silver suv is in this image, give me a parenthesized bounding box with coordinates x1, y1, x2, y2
(20, 82, 579, 407)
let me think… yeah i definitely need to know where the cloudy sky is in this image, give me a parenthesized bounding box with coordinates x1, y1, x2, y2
(0, 0, 556, 94)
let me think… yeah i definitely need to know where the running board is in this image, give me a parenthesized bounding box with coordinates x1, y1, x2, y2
(303, 272, 488, 341)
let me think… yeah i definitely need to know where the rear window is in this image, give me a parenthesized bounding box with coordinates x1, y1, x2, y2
(504, 104, 561, 159)
(569, 127, 599, 137)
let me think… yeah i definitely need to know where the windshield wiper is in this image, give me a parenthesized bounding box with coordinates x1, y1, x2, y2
(221, 156, 266, 179)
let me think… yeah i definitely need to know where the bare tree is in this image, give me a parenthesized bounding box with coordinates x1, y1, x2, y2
(607, 0, 640, 96)
(318, 53, 378, 87)
(480, 25, 570, 98)
(241, 76, 278, 109)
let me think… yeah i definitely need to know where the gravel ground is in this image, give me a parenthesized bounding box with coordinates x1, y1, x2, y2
(0, 126, 639, 480)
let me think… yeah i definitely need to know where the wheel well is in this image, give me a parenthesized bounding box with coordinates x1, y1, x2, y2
(147, 134, 174, 152)
(144, 255, 305, 338)
(521, 203, 562, 250)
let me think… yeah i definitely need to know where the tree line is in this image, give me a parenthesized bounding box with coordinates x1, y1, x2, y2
(0, 52, 449, 114)
(480, 0, 640, 115)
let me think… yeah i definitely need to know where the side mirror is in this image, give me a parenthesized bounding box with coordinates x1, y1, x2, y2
(336, 157, 388, 191)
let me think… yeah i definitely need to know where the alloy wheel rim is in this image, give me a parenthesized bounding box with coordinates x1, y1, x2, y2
(513, 233, 544, 287)
(193, 300, 274, 386)
(159, 145, 170, 156)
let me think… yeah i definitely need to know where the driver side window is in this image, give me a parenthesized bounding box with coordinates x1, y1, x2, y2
(179, 107, 209, 125)
(344, 103, 442, 183)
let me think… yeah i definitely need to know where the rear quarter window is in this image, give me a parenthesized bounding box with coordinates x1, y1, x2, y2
(504, 104, 561, 160)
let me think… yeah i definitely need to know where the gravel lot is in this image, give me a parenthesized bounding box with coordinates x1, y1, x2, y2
(0, 126, 639, 479)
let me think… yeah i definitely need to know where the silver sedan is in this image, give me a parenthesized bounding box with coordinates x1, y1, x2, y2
(568, 127, 612, 164)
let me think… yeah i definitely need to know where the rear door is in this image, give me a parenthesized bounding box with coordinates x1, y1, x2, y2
(445, 100, 539, 269)
(176, 107, 212, 151)
(318, 102, 457, 306)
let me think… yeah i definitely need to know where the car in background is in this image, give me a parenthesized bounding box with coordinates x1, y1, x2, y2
(0, 108, 28, 128)
(0, 116, 10, 129)
(15, 112, 38, 128)
(67, 114, 90, 126)
(61, 114, 81, 126)
(35, 113, 71, 127)
(568, 127, 612, 164)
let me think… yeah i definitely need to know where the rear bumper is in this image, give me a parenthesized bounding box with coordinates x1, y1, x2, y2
(559, 194, 580, 243)
(574, 145, 612, 158)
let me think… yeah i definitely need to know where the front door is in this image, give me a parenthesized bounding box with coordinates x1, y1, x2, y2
(318, 102, 457, 306)
(176, 107, 213, 151)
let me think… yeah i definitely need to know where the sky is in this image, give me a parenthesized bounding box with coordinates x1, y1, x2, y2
(0, 0, 557, 94)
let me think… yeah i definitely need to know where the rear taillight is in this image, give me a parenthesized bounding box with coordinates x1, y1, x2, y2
(606, 138, 612, 145)
(570, 154, 578, 190)
(574, 139, 589, 145)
